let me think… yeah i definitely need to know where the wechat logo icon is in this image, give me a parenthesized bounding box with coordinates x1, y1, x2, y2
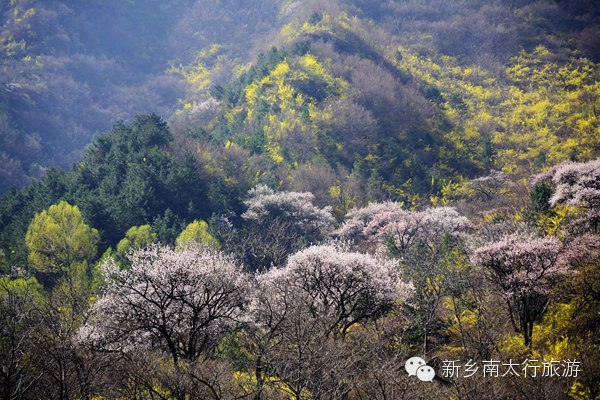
(405, 356, 435, 382)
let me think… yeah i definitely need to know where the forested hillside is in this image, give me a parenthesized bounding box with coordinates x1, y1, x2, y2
(0, 0, 599, 399)
(0, 0, 282, 190)
(1, 0, 599, 192)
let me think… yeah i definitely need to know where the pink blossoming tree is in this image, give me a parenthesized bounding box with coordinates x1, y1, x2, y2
(281, 245, 411, 334)
(244, 244, 413, 397)
(533, 158, 600, 232)
(333, 201, 404, 244)
(337, 203, 472, 353)
(472, 233, 568, 346)
(336, 203, 470, 255)
(470, 169, 514, 200)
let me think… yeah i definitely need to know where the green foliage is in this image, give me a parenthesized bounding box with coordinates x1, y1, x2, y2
(71, 113, 208, 247)
(0, 114, 215, 269)
(393, 44, 600, 179)
(116, 225, 158, 254)
(25, 200, 98, 274)
(0, 276, 43, 399)
(220, 46, 288, 108)
(151, 208, 188, 244)
(0, 276, 42, 307)
(529, 181, 553, 214)
(176, 220, 219, 249)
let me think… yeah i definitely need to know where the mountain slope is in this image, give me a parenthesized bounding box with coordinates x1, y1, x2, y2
(1, 0, 599, 266)
(169, 4, 599, 203)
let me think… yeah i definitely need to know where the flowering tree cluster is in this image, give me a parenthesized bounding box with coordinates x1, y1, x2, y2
(472, 233, 568, 346)
(14, 184, 598, 398)
(242, 185, 335, 229)
(337, 203, 471, 257)
(535, 159, 600, 208)
(78, 245, 250, 365)
(245, 244, 413, 398)
(470, 169, 514, 200)
(23, 178, 597, 398)
(220, 185, 335, 270)
(368, 206, 470, 253)
(336, 203, 472, 353)
(533, 158, 600, 232)
(333, 201, 404, 243)
(77, 243, 413, 398)
(274, 244, 411, 334)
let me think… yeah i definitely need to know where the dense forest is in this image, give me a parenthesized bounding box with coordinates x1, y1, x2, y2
(0, 0, 599, 399)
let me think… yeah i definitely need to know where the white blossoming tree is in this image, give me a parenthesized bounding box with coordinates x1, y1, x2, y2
(333, 201, 404, 248)
(281, 245, 409, 334)
(237, 185, 335, 269)
(533, 158, 600, 233)
(469, 169, 514, 200)
(337, 203, 472, 353)
(336, 203, 470, 254)
(79, 245, 251, 365)
(243, 244, 413, 398)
